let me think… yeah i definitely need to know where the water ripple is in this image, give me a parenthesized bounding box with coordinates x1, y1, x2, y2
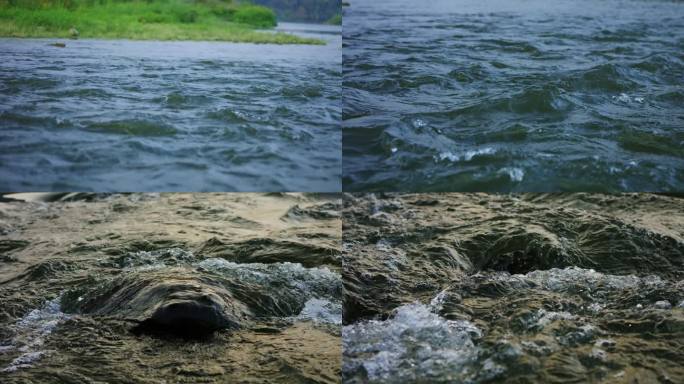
(343, 0, 684, 192)
(0, 29, 341, 191)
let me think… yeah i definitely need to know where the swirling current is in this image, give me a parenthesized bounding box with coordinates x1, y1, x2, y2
(0, 193, 342, 383)
(0, 23, 341, 192)
(343, 193, 684, 383)
(343, 0, 684, 192)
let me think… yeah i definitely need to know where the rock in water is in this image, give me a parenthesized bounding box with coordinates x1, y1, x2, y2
(63, 271, 249, 339)
(134, 290, 239, 338)
(49, 43, 66, 48)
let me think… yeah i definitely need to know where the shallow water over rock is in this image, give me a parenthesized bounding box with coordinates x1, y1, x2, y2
(343, 193, 684, 383)
(0, 193, 342, 383)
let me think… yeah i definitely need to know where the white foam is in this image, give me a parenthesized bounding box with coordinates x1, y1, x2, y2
(196, 258, 341, 303)
(498, 167, 524, 182)
(297, 298, 342, 325)
(121, 247, 196, 270)
(614, 93, 631, 103)
(429, 289, 449, 312)
(479, 358, 506, 381)
(519, 267, 664, 292)
(375, 239, 407, 271)
(435, 147, 496, 163)
(2, 296, 70, 372)
(613, 93, 644, 104)
(343, 303, 482, 382)
(412, 118, 427, 129)
(517, 308, 575, 331)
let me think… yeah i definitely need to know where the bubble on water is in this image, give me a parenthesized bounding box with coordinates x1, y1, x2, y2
(534, 309, 575, 328)
(196, 258, 341, 300)
(297, 298, 342, 325)
(613, 93, 644, 104)
(430, 289, 449, 312)
(499, 167, 524, 182)
(2, 351, 46, 373)
(516, 267, 664, 293)
(1, 296, 70, 372)
(464, 147, 496, 161)
(120, 247, 196, 270)
(435, 152, 460, 162)
(435, 147, 496, 163)
(561, 324, 597, 345)
(412, 118, 427, 129)
(343, 303, 482, 382)
(614, 93, 631, 103)
(374, 239, 408, 271)
(375, 239, 393, 252)
(653, 300, 672, 310)
(479, 358, 506, 381)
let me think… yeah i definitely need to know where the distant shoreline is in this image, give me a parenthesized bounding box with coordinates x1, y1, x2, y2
(0, 1, 326, 45)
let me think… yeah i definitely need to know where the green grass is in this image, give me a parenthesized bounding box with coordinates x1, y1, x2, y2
(326, 13, 340, 25)
(0, 0, 325, 44)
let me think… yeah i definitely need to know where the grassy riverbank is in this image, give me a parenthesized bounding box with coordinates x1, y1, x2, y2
(0, 0, 325, 44)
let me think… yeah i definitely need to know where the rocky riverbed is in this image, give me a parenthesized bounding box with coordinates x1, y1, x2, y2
(343, 193, 684, 383)
(0, 193, 341, 383)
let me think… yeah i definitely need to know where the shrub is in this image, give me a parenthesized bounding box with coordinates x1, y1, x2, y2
(232, 5, 276, 28)
(177, 9, 198, 23)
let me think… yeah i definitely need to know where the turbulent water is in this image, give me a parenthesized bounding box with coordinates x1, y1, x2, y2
(0, 24, 341, 192)
(343, 0, 684, 192)
(0, 193, 342, 383)
(343, 193, 684, 383)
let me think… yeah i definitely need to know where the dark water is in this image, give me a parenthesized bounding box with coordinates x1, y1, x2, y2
(343, 0, 684, 192)
(342, 193, 684, 383)
(0, 24, 340, 192)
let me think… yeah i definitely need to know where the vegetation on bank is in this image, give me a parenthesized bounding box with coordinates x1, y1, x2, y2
(0, 0, 325, 44)
(252, 0, 340, 24)
(326, 13, 340, 25)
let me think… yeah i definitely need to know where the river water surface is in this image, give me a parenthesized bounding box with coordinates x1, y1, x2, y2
(342, 193, 684, 383)
(0, 193, 342, 383)
(343, 0, 684, 192)
(0, 23, 341, 191)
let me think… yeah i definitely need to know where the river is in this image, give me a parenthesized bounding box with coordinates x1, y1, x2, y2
(343, 0, 684, 192)
(0, 23, 341, 191)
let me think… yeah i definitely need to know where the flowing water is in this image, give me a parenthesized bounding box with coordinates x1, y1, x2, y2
(0, 24, 341, 192)
(0, 193, 342, 383)
(343, 0, 684, 192)
(342, 193, 684, 383)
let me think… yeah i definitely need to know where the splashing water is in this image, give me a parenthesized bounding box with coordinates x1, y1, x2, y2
(343, 302, 483, 382)
(1, 296, 70, 372)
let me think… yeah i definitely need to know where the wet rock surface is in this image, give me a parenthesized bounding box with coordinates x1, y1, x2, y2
(0, 193, 341, 383)
(343, 193, 684, 383)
